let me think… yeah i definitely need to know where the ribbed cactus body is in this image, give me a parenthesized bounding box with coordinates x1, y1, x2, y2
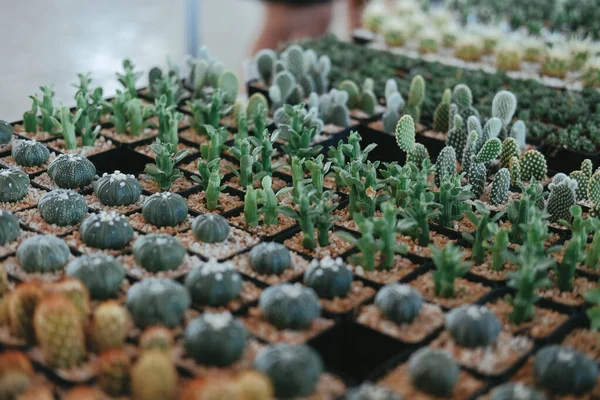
(33, 295, 86, 369)
(131, 351, 177, 400)
(490, 168, 510, 205)
(8, 282, 43, 343)
(88, 301, 129, 353)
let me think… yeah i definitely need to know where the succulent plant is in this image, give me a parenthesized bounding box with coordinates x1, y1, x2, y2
(131, 350, 178, 400)
(88, 300, 129, 353)
(187, 89, 233, 134)
(191, 213, 230, 243)
(274, 102, 323, 141)
(132, 233, 186, 272)
(80, 211, 133, 250)
(44, 277, 90, 324)
(126, 278, 191, 329)
(7, 282, 43, 343)
(185, 258, 242, 306)
(520, 150, 547, 181)
(382, 82, 406, 134)
(490, 383, 548, 400)
(404, 74, 425, 126)
(397, 188, 439, 247)
(149, 72, 186, 106)
(534, 345, 598, 396)
(139, 325, 174, 353)
(435, 146, 456, 187)
(490, 168, 511, 205)
(143, 139, 188, 192)
(408, 347, 459, 397)
(254, 344, 323, 399)
(334, 159, 383, 219)
(48, 154, 96, 189)
(345, 382, 401, 400)
(93, 171, 142, 206)
(23, 86, 58, 135)
(317, 88, 351, 127)
(463, 201, 505, 264)
(0, 350, 35, 399)
(303, 256, 353, 299)
(248, 242, 292, 275)
(491, 91, 517, 138)
(585, 219, 600, 272)
(142, 192, 188, 227)
(96, 348, 131, 396)
(446, 305, 501, 348)
(269, 70, 303, 109)
(375, 283, 423, 324)
(584, 288, 600, 330)
(0, 210, 19, 245)
(395, 114, 416, 154)
(507, 180, 547, 244)
(33, 294, 86, 369)
(17, 235, 70, 273)
(116, 59, 141, 98)
(66, 254, 125, 300)
(546, 175, 578, 223)
(431, 243, 471, 298)
(38, 189, 87, 227)
(254, 48, 277, 85)
(0, 168, 29, 203)
(184, 312, 248, 366)
(11, 140, 49, 167)
(468, 162, 487, 199)
(541, 46, 570, 79)
(0, 119, 13, 144)
(437, 173, 473, 228)
(259, 283, 321, 330)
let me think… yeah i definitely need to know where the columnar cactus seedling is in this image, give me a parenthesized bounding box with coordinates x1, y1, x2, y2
(143, 139, 189, 191)
(23, 86, 59, 135)
(7, 282, 43, 343)
(507, 257, 553, 325)
(461, 130, 478, 175)
(556, 235, 585, 292)
(468, 162, 487, 199)
(96, 348, 131, 397)
(259, 283, 321, 330)
(437, 173, 473, 228)
(405, 75, 425, 126)
(88, 301, 129, 353)
(446, 305, 501, 348)
(433, 88, 452, 132)
(131, 350, 178, 400)
(585, 219, 600, 271)
(490, 168, 511, 205)
(33, 295, 86, 369)
(431, 243, 471, 298)
(408, 348, 459, 397)
(44, 277, 91, 325)
(533, 346, 599, 396)
(116, 59, 141, 98)
(463, 201, 505, 264)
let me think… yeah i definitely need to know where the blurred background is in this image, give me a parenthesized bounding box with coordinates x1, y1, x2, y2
(0, 0, 352, 121)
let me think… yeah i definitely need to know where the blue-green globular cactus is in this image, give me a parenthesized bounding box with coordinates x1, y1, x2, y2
(66, 254, 126, 300)
(375, 283, 423, 324)
(48, 154, 96, 189)
(345, 383, 401, 400)
(184, 312, 248, 366)
(546, 175, 578, 223)
(191, 213, 230, 243)
(17, 235, 70, 273)
(259, 283, 321, 330)
(408, 348, 460, 397)
(490, 168, 510, 205)
(133, 233, 186, 272)
(11, 140, 50, 167)
(142, 192, 188, 228)
(38, 189, 87, 227)
(445, 305, 501, 348)
(0, 209, 19, 245)
(490, 383, 548, 400)
(533, 345, 598, 396)
(435, 146, 457, 187)
(184, 258, 242, 307)
(0, 168, 29, 203)
(248, 242, 293, 276)
(303, 256, 353, 299)
(93, 171, 142, 207)
(80, 211, 134, 250)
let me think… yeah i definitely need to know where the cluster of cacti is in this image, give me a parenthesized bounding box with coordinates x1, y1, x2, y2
(316, 88, 351, 127)
(381, 79, 406, 133)
(339, 78, 377, 116)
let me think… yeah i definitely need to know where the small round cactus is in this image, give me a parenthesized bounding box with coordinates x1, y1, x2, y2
(132, 233, 186, 272)
(11, 140, 50, 167)
(0, 210, 20, 245)
(0, 168, 29, 203)
(0, 120, 13, 145)
(80, 211, 134, 250)
(16, 235, 70, 273)
(33, 295, 86, 369)
(375, 283, 423, 324)
(184, 258, 242, 306)
(184, 312, 248, 366)
(139, 325, 174, 353)
(191, 213, 230, 243)
(96, 348, 131, 397)
(533, 345, 598, 396)
(408, 348, 459, 397)
(254, 344, 323, 399)
(446, 305, 501, 348)
(47, 154, 96, 189)
(38, 189, 87, 226)
(93, 171, 142, 206)
(248, 242, 292, 275)
(520, 150, 547, 181)
(490, 168, 510, 205)
(259, 283, 321, 330)
(66, 254, 125, 300)
(303, 256, 353, 299)
(345, 382, 402, 400)
(489, 383, 548, 400)
(126, 278, 191, 329)
(131, 350, 177, 400)
(7, 282, 43, 343)
(142, 192, 188, 227)
(44, 277, 90, 323)
(88, 300, 129, 353)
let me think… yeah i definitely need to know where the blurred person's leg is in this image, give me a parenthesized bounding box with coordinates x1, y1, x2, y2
(251, 0, 333, 54)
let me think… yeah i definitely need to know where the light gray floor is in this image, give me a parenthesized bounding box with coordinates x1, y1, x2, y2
(0, 0, 349, 122)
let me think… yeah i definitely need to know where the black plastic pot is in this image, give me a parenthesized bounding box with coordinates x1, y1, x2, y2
(538, 144, 600, 174)
(87, 147, 152, 176)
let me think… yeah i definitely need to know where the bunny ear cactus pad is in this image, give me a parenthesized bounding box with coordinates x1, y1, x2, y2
(375, 283, 423, 324)
(338, 80, 360, 109)
(408, 348, 460, 397)
(446, 114, 467, 163)
(259, 283, 321, 330)
(433, 88, 452, 133)
(142, 192, 188, 227)
(500, 137, 520, 169)
(546, 176, 577, 223)
(254, 49, 277, 84)
(11, 140, 49, 167)
(395, 115, 415, 153)
(533, 345, 598, 396)
(407, 143, 430, 167)
(38, 189, 87, 226)
(47, 154, 96, 189)
(80, 211, 134, 250)
(510, 120, 527, 150)
(0, 168, 29, 203)
(218, 71, 239, 104)
(475, 138, 502, 164)
(0, 210, 19, 245)
(446, 305, 501, 348)
(588, 170, 600, 207)
(568, 170, 588, 201)
(184, 312, 248, 366)
(435, 146, 457, 187)
(17, 235, 70, 273)
(492, 90, 517, 137)
(468, 163, 487, 199)
(184, 258, 242, 306)
(581, 158, 593, 178)
(191, 213, 230, 243)
(405, 74, 425, 125)
(66, 254, 126, 300)
(254, 344, 323, 399)
(93, 171, 142, 206)
(509, 157, 521, 186)
(246, 92, 268, 120)
(126, 278, 191, 329)
(520, 150, 547, 181)
(133, 234, 186, 272)
(491, 168, 510, 205)
(303, 256, 353, 299)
